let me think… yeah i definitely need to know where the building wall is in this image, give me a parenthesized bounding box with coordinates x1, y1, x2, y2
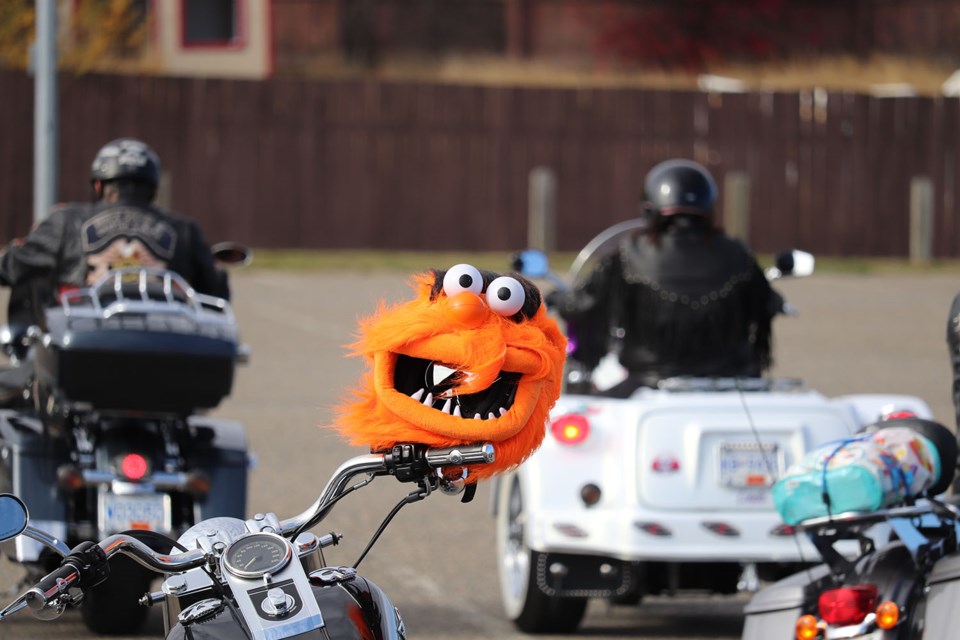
(156, 0, 272, 78)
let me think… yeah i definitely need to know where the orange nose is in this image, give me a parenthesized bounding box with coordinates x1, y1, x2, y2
(445, 292, 488, 328)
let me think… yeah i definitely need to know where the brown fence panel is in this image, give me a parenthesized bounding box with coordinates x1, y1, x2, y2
(1, 69, 960, 258)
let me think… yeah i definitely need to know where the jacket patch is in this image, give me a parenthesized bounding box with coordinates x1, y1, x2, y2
(81, 208, 177, 259)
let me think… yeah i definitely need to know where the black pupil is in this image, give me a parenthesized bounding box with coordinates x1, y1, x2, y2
(497, 287, 511, 301)
(459, 274, 473, 288)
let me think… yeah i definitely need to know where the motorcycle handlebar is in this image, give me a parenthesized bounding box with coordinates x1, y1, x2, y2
(0, 442, 496, 621)
(280, 442, 496, 536)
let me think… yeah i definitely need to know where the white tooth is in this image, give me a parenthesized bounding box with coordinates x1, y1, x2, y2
(474, 413, 482, 420)
(432, 364, 459, 387)
(410, 388, 424, 401)
(499, 407, 508, 416)
(488, 412, 497, 420)
(453, 405, 462, 417)
(423, 392, 433, 407)
(441, 399, 452, 414)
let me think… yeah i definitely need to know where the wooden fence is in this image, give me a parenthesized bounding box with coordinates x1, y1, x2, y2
(1, 69, 959, 257)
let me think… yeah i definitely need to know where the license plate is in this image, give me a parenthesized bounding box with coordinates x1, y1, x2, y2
(718, 442, 781, 488)
(99, 493, 171, 534)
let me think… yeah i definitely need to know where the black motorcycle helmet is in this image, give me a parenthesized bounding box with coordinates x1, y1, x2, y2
(90, 138, 161, 188)
(642, 159, 718, 221)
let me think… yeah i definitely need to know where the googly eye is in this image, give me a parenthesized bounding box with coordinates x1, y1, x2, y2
(486, 276, 526, 316)
(442, 264, 484, 297)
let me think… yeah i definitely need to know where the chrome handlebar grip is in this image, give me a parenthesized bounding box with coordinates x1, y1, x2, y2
(425, 443, 496, 467)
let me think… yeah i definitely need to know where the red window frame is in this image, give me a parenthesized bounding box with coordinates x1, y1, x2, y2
(179, 0, 246, 51)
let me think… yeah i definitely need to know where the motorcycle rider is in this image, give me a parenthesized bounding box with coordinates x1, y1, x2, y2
(551, 158, 783, 397)
(0, 137, 228, 402)
(944, 292, 960, 491)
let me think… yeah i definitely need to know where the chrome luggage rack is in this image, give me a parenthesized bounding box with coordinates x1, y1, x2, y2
(55, 268, 236, 334)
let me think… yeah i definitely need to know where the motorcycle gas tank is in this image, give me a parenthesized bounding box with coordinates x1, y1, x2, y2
(166, 575, 404, 640)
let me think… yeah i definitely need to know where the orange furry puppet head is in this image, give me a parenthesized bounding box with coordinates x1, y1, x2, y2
(335, 264, 567, 480)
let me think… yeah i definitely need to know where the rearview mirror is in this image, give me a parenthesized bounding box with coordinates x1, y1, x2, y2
(0, 494, 28, 542)
(211, 242, 253, 267)
(512, 249, 551, 279)
(768, 249, 815, 280)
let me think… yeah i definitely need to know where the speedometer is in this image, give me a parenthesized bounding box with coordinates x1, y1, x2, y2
(222, 532, 292, 579)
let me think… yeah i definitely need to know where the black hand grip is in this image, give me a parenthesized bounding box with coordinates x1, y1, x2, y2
(34, 564, 82, 601)
(34, 540, 110, 600)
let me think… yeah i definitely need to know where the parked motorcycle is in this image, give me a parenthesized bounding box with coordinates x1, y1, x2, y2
(741, 416, 960, 640)
(494, 225, 934, 634)
(0, 245, 253, 634)
(0, 440, 496, 639)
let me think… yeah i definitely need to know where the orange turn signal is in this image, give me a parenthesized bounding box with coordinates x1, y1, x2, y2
(875, 601, 899, 630)
(795, 614, 819, 640)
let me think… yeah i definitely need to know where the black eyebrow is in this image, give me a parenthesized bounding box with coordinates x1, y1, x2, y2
(429, 268, 542, 322)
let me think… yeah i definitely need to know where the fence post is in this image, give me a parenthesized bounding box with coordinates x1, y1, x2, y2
(155, 171, 173, 212)
(910, 177, 934, 264)
(723, 171, 750, 243)
(528, 167, 556, 251)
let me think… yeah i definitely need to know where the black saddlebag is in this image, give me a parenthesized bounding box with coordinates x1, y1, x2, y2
(0, 410, 69, 561)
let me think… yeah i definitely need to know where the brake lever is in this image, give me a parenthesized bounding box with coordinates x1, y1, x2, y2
(0, 584, 76, 622)
(0, 595, 29, 621)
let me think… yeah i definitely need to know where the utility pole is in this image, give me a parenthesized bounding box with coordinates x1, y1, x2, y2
(34, 0, 58, 224)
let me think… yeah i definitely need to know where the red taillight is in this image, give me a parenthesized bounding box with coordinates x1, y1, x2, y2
(818, 585, 878, 626)
(120, 453, 149, 481)
(770, 523, 797, 537)
(702, 521, 741, 537)
(550, 414, 590, 445)
(57, 464, 85, 491)
(882, 409, 917, 420)
(634, 521, 673, 537)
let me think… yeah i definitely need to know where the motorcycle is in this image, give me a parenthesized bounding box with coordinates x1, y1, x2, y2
(493, 222, 935, 634)
(0, 244, 253, 634)
(0, 440, 496, 639)
(741, 416, 960, 640)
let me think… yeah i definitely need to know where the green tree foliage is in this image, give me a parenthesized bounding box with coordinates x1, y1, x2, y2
(0, 0, 35, 69)
(0, 0, 147, 72)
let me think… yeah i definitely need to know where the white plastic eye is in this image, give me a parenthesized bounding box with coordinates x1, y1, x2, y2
(443, 264, 484, 297)
(486, 276, 526, 316)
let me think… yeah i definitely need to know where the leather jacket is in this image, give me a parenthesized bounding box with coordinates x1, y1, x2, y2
(0, 199, 227, 328)
(946, 292, 960, 431)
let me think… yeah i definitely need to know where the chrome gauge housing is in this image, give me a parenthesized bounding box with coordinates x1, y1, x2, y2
(222, 532, 292, 579)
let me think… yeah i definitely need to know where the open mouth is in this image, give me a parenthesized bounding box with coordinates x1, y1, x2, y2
(394, 354, 521, 420)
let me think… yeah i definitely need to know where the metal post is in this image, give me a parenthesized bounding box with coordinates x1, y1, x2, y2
(910, 177, 934, 265)
(155, 172, 173, 211)
(723, 171, 750, 243)
(528, 167, 556, 252)
(33, 0, 58, 225)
